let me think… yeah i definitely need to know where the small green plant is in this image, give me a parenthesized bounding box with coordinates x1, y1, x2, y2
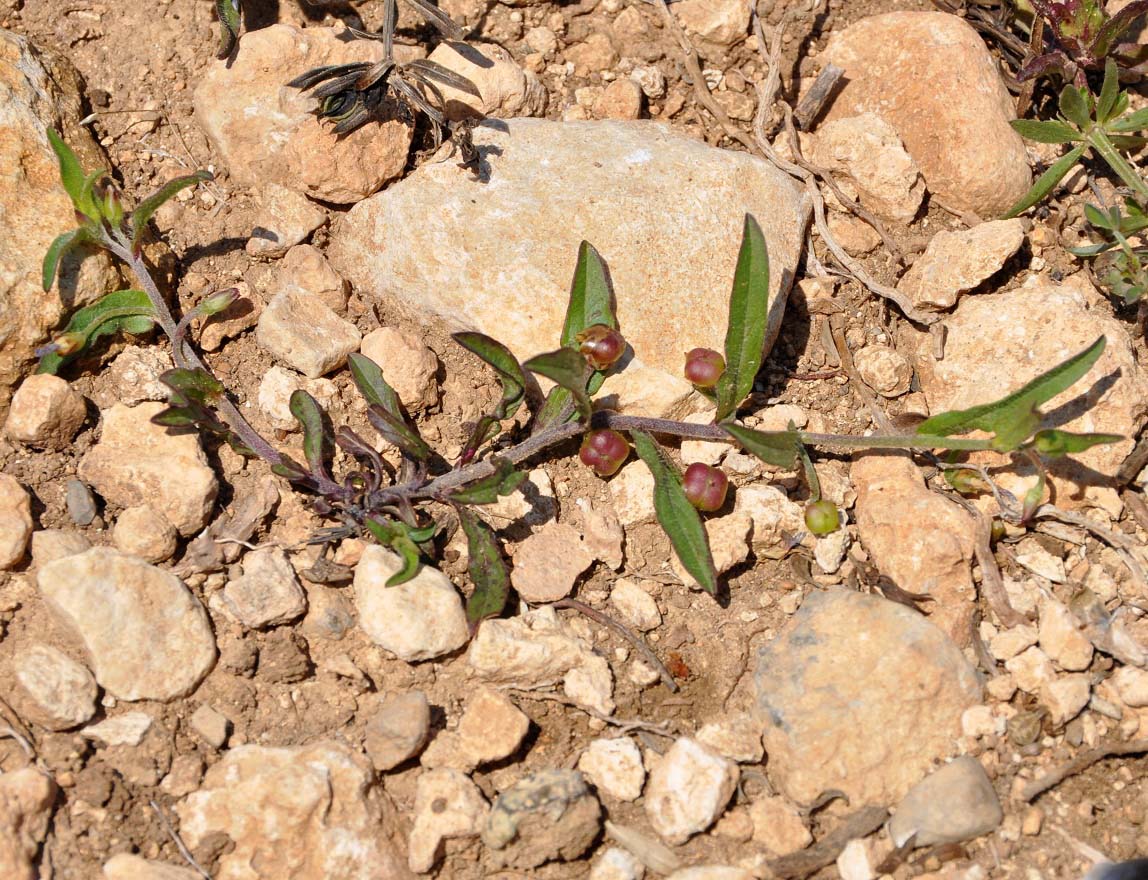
(1019, 0, 1148, 86)
(39, 132, 1122, 626)
(1068, 198, 1148, 303)
(1006, 58, 1148, 217)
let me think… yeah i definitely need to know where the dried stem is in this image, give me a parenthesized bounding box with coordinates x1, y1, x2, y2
(553, 598, 679, 692)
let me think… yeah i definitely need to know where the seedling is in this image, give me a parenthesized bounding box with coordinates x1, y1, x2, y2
(39, 134, 1122, 627)
(1019, 0, 1148, 86)
(1069, 198, 1148, 303)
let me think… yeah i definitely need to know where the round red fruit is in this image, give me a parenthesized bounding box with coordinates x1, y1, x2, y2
(577, 325, 626, 370)
(684, 348, 725, 388)
(683, 463, 729, 512)
(804, 500, 840, 536)
(579, 429, 629, 476)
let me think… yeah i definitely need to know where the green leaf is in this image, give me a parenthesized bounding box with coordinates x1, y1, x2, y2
(216, 0, 241, 58)
(367, 404, 432, 462)
(457, 507, 510, 629)
(914, 336, 1107, 451)
(1098, 58, 1120, 124)
(1068, 242, 1115, 257)
(363, 518, 423, 587)
(453, 332, 527, 460)
(1058, 84, 1092, 129)
(715, 214, 770, 422)
(1030, 429, 1124, 457)
(1084, 203, 1115, 230)
(289, 390, 332, 482)
(448, 458, 528, 505)
(46, 129, 96, 219)
(630, 430, 717, 595)
(348, 352, 403, 415)
(534, 386, 573, 430)
(560, 241, 616, 347)
(130, 171, 212, 251)
(1108, 107, 1148, 132)
(523, 348, 592, 420)
(1010, 118, 1082, 144)
(722, 423, 800, 469)
(1107, 134, 1148, 151)
(42, 229, 85, 292)
(1003, 143, 1089, 218)
(160, 368, 225, 401)
(35, 289, 156, 374)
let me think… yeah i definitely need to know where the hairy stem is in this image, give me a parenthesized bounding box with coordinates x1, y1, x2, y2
(1090, 127, 1148, 201)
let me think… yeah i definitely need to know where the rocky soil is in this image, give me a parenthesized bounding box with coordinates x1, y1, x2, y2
(1, 0, 1148, 879)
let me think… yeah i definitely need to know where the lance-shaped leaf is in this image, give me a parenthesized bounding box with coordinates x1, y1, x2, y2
(1097, 58, 1121, 124)
(715, 214, 770, 422)
(152, 368, 232, 438)
(405, 59, 481, 97)
(1109, 106, 1148, 133)
(131, 171, 213, 251)
(36, 289, 156, 375)
(42, 228, 90, 292)
(631, 430, 717, 595)
(46, 130, 99, 221)
(348, 352, 403, 413)
(524, 348, 592, 420)
(289, 390, 334, 484)
(459, 506, 510, 630)
(1058, 83, 1092, 130)
(367, 404, 432, 462)
(453, 331, 527, 459)
(915, 336, 1107, 451)
(1010, 118, 1082, 144)
(1031, 428, 1123, 457)
(1004, 143, 1088, 218)
(448, 457, 527, 505)
(363, 517, 423, 586)
(722, 423, 800, 469)
(216, 0, 241, 58)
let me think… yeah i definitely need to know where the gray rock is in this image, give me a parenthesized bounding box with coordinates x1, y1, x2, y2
(888, 756, 1003, 847)
(220, 547, 307, 628)
(189, 704, 230, 750)
(364, 691, 430, 771)
(483, 769, 601, 869)
(65, 480, 98, 526)
(328, 118, 809, 416)
(755, 589, 981, 806)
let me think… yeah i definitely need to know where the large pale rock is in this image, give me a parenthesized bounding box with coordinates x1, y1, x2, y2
(328, 119, 809, 416)
(0, 30, 116, 419)
(426, 42, 546, 120)
(675, 0, 750, 49)
(0, 768, 56, 880)
(38, 548, 216, 701)
(644, 737, 738, 844)
(852, 455, 977, 646)
(915, 273, 1148, 510)
(194, 24, 413, 203)
(8, 642, 97, 730)
(4, 374, 86, 449)
(822, 12, 1031, 216)
(78, 402, 218, 536)
(754, 589, 981, 806)
(256, 288, 361, 379)
(887, 757, 1002, 847)
(177, 742, 413, 880)
(0, 474, 32, 570)
(898, 219, 1025, 311)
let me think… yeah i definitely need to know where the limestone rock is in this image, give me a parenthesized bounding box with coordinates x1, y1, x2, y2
(359, 327, 440, 413)
(822, 12, 1030, 216)
(112, 505, 178, 564)
(8, 643, 97, 731)
(38, 548, 216, 701)
(194, 24, 412, 203)
(456, 687, 530, 767)
(565, 33, 619, 76)
(0, 475, 32, 570)
(853, 344, 913, 398)
(98, 345, 173, 406)
(4, 374, 86, 449)
(610, 579, 661, 631)
(671, 513, 751, 589)
(888, 756, 1003, 847)
(328, 119, 809, 416)
(277, 244, 347, 312)
(29, 529, 90, 568)
(754, 589, 981, 805)
(0, 31, 116, 419)
(594, 80, 643, 120)
(102, 854, 202, 879)
(353, 545, 468, 661)
(1039, 598, 1094, 671)
(256, 288, 361, 379)
(78, 402, 218, 536)
(733, 485, 805, 558)
(1041, 674, 1091, 727)
(591, 848, 646, 880)
(426, 42, 546, 120)
(610, 461, 656, 526)
(177, 742, 412, 880)
(578, 736, 646, 801)
(364, 690, 430, 771)
(667, 870, 752, 880)
(511, 521, 594, 602)
(257, 366, 338, 431)
(409, 768, 489, 873)
(852, 455, 977, 647)
(483, 769, 601, 868)
(696, 712, 765, 763)
(1005, 645, 1056, 694)
(245, 184, 326, 259)
(220, 547, 306, 628)
(0, 768, 56, 880)
(898, 220, 1025, 311)
(675, 0, 750, 49)
(749, 796, 811, 856)
(82, 711, 153, 747)
(644, 737, 738, 844)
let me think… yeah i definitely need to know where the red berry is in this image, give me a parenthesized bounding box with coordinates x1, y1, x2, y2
(684, 348, 725, 388)
(683, 463, 729, 512)
(577, 325, 626, 370)
(579, 429, 629, 476)
(804, 500, 840, 536)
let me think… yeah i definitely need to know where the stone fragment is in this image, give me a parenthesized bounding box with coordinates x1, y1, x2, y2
(112, 505, 178, 564)
(594, 79, 644, 120)
(853, 345, 912, 398)
(467, 605, 615, 715)
(277, 244, 347, 312)
(610, 579, 661, 631)
(78, 402, 218, 536)
(576, 498, 624, 570)
(0, 31, 116, 420)
(359, 327, 440, 412)
(806, 114, 924, 223)
(610, 461, 656, 526)
(245, 183, 326, 258)
(888, 756, 1003, 847)
(0, 475, 32, 570)
(98, 346, 173, 407)
(671, 513, 751, 589)
(1041, 674, 1091, 727)
(822, 12, 1030, 216)
(455, 687, 530, 767)
(667, 870, 752, 880)
(1039, 598, 1094, 671)
(828, 212, 882, 256)
(0, 768, 56, 880)
(511, 521, 595, 602)
(565, 33, 619, 76)
(1015, 539, 1066, 582)
(256, 366, 338, 431)
(365, 691, 431, 771)
(525, 27, 558, 57)
(1004, 646, 1056, 694)
(328, 119, 808, 416)
(916, 269, 1148, 512)
(749, 796, 812, 856)
(8, 643, 97, 731)
(578, 736, 646, 801)
(426, 42, 546, 120)
(102, 854, 202, 879)
(591, 847, 646, 880)
(852, 455, 976, 646)
(1113, 667, 1148, 707)
(354, 545, 468, 661)
(409, 768, 489, 873)
(696, 713, 765, 763)
(989, 625, 1039, 662)
(30, 529, 90, 568)
(675, 0, 750, 49)
(814, 526, 850, 574)
(755, 589, 981, 805)
(65, 479, 97, 526)
(257, 288, 361, 379)
(176, 742, 410, 880)
(38, 548, 216, 701)
(645, 737, 738, 844)
(194, 24, 412, 203)
(82, 711, 153, 747)
(733, 485, 806, 558)
(483, 770, 601, 868)
(4, 375, 86, 449)
(484, 468, 557, 530)
(197, 283, 262, 353)
(836, 841, 873, 880)
(898, 220, 1025, 311)
(190, 704, 230, 749)
(221, 547, 307, 628)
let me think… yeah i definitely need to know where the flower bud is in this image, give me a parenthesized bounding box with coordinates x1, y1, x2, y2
(684, 348, 725, 388)
(576, 324, 626, 370)
(579, 429, 629, 476)
(683, 463, 729, 512)
(804, 500, 840, 536)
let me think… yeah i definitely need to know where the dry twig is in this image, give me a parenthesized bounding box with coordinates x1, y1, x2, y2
(150, 798, 213, 879)
(1020, 738, 1148, 802)
(506, 688, 676, 737)
(553, 598, 679, 692)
